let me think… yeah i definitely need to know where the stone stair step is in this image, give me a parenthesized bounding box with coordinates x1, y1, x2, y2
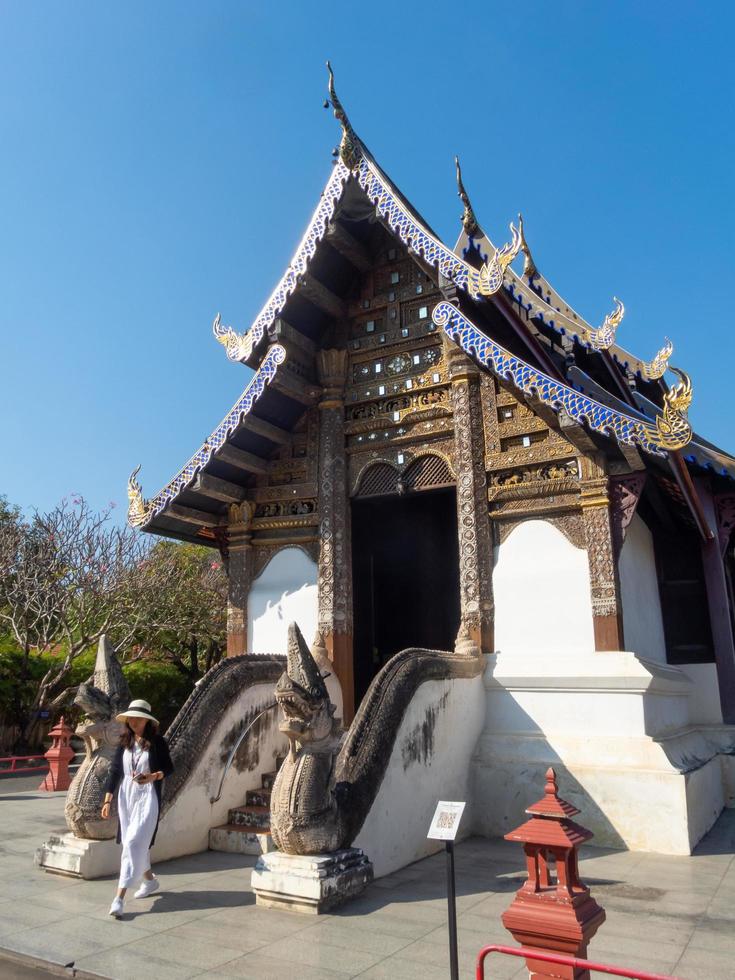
(228, 805, 271, 830)
(246, 787, 271, 808)
(261, 771, 278, 790)
(208, 824, 275, 855)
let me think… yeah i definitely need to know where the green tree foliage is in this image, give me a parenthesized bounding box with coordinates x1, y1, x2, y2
(0, 496, 226, 748)
(124, 659, 194, 733)
(135, 541, 227, 681)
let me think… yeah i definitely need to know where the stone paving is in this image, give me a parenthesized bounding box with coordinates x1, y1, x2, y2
(1, 786, 734, 979)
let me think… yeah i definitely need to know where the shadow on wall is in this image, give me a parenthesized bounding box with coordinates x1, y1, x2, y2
(485, 519, 625, 845)
(248, 547, 319, 654)
(470, 685, 628, 850)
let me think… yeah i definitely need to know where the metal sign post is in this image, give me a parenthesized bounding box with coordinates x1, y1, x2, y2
(428, 800, 466, 980)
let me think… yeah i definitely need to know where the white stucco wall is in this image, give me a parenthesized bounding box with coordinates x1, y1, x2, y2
(354, 672, 485, 878)
(249, 547, 318, 655)
(681, 663, 723, 724)
(619, 513, 667, 664)
(493, 520, 595, 657)
(152, 678, 288, 864)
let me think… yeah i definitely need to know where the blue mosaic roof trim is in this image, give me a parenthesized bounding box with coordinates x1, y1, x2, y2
(130, 344, 287, 528)
(505, 263, 657, 374)
(433, 302, 692, 458)
(216, 162, 351, 361)
(355, 156, 472, 290)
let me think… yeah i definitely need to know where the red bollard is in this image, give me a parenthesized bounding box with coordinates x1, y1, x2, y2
(39, 716, 75, 792)
(501, 768, 606, 980)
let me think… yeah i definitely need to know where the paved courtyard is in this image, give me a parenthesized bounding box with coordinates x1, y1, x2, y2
(1, 786, 734, 979)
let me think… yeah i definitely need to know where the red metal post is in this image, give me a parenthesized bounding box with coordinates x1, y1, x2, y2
(39, 716, 75, 791)
(500, 768, 606, 979)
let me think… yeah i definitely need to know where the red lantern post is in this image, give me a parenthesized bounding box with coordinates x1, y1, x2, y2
(501, 768, 606, 980)
(39, 716, 75, 792)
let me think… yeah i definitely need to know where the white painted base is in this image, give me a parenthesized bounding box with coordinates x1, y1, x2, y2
(472, 651, 735, 854)
(354, 671, 485, 878)
(35, 834, 120, 879)
(208, 826, 275, 855)
(251, 848, 374, 913)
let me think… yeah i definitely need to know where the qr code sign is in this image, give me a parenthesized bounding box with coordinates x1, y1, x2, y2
(428, 801, 466, 840)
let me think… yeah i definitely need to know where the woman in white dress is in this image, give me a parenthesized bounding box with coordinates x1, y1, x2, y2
(101, 699, 174, 918)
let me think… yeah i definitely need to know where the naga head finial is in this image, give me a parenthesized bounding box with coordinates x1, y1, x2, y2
(325, 61, 360, 170)
(596, 296, 624, 350)
(469, 216, 523, 297)
(93, 635, 130, 715)
(213, 312, 254, 362)
(653, 367, 693, 450)
(454, 156, 480, 239)
(665, 367, 693, 414)
(517, 212, 538, 279)
(276, 622, 335, 748)
(127, 465, 149, 528)
(284, 622, 328, 700)
(642, 337, 674, 381)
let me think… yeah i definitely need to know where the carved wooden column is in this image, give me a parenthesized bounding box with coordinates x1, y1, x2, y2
(579, 457, 622, 651)
(225, 502, 255, 657)
(448, 345, 494, 653)
(316, 349, 355, 722)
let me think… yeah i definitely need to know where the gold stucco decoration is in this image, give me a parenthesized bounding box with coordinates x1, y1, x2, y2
(127, 465, 151, 529)
(642, 337, 674, 381)
(467, 218, 523, 296)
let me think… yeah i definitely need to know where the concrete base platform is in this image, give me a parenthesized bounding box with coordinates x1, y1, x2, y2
(251, 847, 374, 913)
(35, 833, 120, 879)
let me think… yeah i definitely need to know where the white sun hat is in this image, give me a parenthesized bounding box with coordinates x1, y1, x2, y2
(115, 699, 159, 726)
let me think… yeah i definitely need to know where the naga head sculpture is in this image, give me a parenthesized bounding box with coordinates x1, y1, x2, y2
(275, 623, 337, 750)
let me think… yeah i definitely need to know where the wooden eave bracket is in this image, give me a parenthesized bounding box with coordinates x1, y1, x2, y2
(192, 473, 248, 504)
(671, 452, 716, 542)
(715, 493, 735, 556)
(164, 502, 226, 528)
(610, 472, 647, 558)
(298, 271, 347, 319)
(214, 443, 270, 476)
(324, 221, 372, 272)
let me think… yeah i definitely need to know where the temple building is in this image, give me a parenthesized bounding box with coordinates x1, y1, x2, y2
(128, 67, 735, 855)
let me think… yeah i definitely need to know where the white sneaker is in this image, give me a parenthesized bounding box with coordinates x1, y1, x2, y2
(109, 896, 124, 918)
(134, 877, 160, 899)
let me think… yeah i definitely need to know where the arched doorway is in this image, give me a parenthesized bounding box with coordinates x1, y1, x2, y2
(350, 455, 460, 705)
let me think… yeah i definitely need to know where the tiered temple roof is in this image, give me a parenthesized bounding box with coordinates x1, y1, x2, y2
(128, 65, 735, 545)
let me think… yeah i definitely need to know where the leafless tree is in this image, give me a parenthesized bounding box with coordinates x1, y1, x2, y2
(0, 497, 199, 744)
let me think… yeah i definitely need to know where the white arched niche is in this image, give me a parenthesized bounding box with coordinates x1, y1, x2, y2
(493, 519, 595, 657)
(618, 513, 667, 664)
(248, 547, 318, 655)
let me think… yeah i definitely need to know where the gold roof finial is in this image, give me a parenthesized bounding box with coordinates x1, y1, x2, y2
(212, 312, 255, 362)
(454, 156, 480, 239)
(127, 465, 150, 529)
(597, 297, 624, 350)
(655, 368, 693, 450)
(517, 213, 538, 279)
(642, 337, 674, 381)
(468, 216, 523, 296)
(326, 61, 360, 171)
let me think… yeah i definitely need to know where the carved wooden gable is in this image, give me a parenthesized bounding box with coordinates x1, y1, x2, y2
(338, 238, 455, 496)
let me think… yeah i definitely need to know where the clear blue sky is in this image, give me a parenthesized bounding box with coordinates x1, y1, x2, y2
(2, 2, 733, 517)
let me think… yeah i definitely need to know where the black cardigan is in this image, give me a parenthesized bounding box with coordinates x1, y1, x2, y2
(104, 733, 174, 848)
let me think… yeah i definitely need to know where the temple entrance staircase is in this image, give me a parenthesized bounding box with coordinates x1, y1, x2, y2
(208, 755, 284, 855)
(209, 708, 345, 855)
